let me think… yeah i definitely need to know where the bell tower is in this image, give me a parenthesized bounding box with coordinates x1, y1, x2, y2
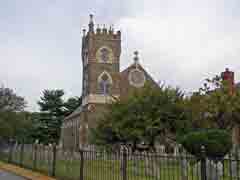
(81, 14, 121, 106)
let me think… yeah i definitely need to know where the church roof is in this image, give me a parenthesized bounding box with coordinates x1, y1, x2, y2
(236, 82, 240, 88)
(120, 62, 159, 87)
(64, 105, 83, 121)
(121, 51, 159, 87)
(119, 61, 159, 100)
(63, 51, 159, 122)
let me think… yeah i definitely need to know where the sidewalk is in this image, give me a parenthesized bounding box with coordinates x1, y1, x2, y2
(0, 169, 26, 180)
(0, 161, 55, 180)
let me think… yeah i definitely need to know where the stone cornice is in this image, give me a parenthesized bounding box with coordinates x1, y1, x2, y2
(82, 94, 119, 106)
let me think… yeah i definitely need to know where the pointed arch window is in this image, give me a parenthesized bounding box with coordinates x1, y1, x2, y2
(98, 72, 112, 95)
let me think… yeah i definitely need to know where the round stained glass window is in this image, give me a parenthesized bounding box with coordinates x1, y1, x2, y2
(129, 69, 146, 88)
(96, 46, 113, 63)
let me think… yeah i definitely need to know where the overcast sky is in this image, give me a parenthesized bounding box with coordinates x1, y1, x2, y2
(1, 0, 240, 111)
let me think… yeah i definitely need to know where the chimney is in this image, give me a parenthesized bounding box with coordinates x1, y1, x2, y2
(221, 68, 235, 94)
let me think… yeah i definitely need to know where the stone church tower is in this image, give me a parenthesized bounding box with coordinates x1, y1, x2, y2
(80, 14, 122, 146)
(61, 15, 158, 150)
(81, 14, 121, 103)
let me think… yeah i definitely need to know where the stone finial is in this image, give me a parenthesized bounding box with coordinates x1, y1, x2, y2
(134, 51, 139, 64)
(82, 29, 86, 36)
(88, 14, 94, 32)
(102, 24, 107, 34)
(109, 25, 114, 34)
(96, 24, 101, 34)
(89, 14, 94, 23)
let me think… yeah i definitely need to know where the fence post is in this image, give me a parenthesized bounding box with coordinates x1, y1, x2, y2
(20, 144, 24, 167)
(236, 146, 239, 179)
(180, 146, 187, 180)
(122, 147, 127, 180)
(51, 143, 57, 177)
(79, 149, 84, 180)
(8, 142, 13, 163)
(33, 143, 37, 170)
(200, 146, 207, 180)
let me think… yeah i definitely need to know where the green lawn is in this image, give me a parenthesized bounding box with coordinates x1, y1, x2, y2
(1, 150, 239, 180)
(54, 157, 201, 180)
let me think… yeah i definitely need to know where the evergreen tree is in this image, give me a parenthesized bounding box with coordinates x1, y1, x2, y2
(37, 89, 65, 144)
(64, 96, 82, 116)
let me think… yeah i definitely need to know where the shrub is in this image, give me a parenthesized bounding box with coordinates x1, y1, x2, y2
(178, 129, 232, 159)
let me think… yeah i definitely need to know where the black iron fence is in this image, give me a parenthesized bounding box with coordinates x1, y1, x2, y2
(0, 144, 239, 180)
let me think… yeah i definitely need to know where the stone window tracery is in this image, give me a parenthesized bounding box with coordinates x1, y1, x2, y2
(98, 71, 113, 95)
(96, 46, 113, 63)
(129, 69, 146, 88)
(100, 48, 109, 62)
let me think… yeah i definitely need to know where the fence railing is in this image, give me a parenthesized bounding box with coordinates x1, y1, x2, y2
(0, 144, 239, 180)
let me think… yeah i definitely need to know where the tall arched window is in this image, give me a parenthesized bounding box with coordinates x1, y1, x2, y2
(98, 72, 112, 95)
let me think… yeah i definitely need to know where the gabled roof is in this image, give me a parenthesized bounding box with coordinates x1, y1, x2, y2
(236, 82, 240, 88)
(64, 62, 159, 122)
(64, 105, 82, 121)
(120, 62, 159, 87)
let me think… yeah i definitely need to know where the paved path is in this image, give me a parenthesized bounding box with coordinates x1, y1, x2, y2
(0, 169, 27, 180)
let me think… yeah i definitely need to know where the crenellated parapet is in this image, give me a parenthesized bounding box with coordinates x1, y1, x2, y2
(94, 24, 121, 40)
(81, 14, 121, 64)
(82, 14, 121, 41)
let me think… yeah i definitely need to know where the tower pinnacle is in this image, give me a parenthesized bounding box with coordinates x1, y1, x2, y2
(88, 14, 94, 32)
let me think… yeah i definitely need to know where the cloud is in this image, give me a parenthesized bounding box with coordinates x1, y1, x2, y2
(1, 0, 240, 111)
(116, 0, 240, 90)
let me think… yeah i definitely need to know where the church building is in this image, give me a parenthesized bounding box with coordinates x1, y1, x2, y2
(60, 15, 158, 150)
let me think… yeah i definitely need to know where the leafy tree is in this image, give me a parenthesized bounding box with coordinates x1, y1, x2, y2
(91, 84, 189, 151)
(0, 86, 26, 112)
(187, 75, 240, 130)
(181, 75, 240, 152)
(179, 129, 232, 159)
(0, 111, 16, 139)
(0, 86, 29, 144)
(37, 89, 66, 144)
(0, 110, 35, 144)
(14, 111, 35, 143)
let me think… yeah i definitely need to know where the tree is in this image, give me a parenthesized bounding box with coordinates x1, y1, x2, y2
(0, 111, 16, 139)
(27, 112, 40, 141)
(179, 129, 232, 159)
(0, 110, 36, 144)
(181, 75, 240, 153)
(0, 86, 28, 144)
(13, 111, 35, 143)
(0, 86, 26, 112)
(37, 89, 66, 144)
(64, 96, 82, 116)
(187, 75, 240, 130)
(91, 84, 189, 151)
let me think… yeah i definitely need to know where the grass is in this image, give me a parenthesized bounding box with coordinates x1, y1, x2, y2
(53, 157, 204, 180)
(1, 150, 240, 180)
